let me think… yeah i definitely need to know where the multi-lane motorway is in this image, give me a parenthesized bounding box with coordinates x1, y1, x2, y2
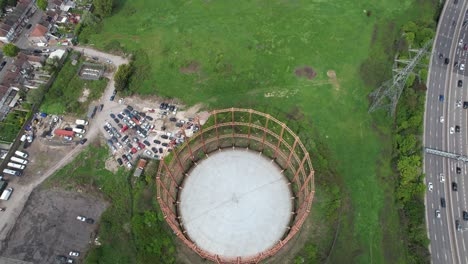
(424, 1, 468, 263)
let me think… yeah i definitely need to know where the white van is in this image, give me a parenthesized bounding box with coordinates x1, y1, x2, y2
(14, 150, 28, 158)
(7, 162, 25, 170)
(75, 119, 89, 125)
(0, 187, 13, 200)
(73, 128, 86, 134)
(10, 157, 27, 164)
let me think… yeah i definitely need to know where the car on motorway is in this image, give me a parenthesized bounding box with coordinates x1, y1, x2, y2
(428, 182, 433, 191)
(450, 127, 455, 134)
(465, 44, 468, 50)
(455, 61, 459, 67)
(464, 211, 468, 221)
(439, 94, 444, 102)
(436, 210, 441, 219)
(464, 101, 468, 109)
(440, 116, 444, 123)
(440, 173, 445, 182)
(456, 220, 462, 231)
(461, 63, 465, 71)
(457, 167, 462, 174)
(441, 198, 446, 208)
(458, 80, 463, 87)
(456, 125, 461, 133)
(457, 100, 462, 107)
(445, 58, 450, 65)
(453, 182, 458, 191)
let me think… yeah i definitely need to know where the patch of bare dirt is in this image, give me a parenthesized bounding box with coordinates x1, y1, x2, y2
(180, 61, 201, 74)
(286, 106, 304, 121)
(295, 66, 317, 80)
(78, 88, 90, 103)
(105, 156, 119, 173)
(327, 70, 340, 90)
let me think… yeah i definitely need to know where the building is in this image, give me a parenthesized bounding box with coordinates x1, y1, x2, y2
(54, 129, 74, 137)
(133, 159, 147, 177)
(0, 0, 35, 43)
(60, 0, 76, 12)
(28, 24, 48, 45)
(48, 49, 66, 60)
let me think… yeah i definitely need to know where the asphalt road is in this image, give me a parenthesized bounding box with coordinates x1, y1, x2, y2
(424, 1, 468, 263)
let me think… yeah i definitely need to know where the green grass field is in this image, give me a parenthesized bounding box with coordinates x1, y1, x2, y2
(81, 0, 437, 263)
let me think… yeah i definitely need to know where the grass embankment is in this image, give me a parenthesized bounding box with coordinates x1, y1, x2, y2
(40, 52, 108, 115)
(75, 0, 438, 262)
(43, 142, 176, 264)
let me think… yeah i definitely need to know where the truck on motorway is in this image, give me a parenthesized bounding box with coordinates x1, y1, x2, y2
(10, 157, 27, 164)
(72, 128, 86, 134)
(2, 169, 21, 176)
(7, 162, 25, 170)
(14, 150, 28, 158)
(75, 119, 89, 125)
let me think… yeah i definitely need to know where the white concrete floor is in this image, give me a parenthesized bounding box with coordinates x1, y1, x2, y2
(179, 149, 292, 258)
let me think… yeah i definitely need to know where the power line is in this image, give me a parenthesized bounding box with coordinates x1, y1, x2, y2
(368, 40, 433, 116)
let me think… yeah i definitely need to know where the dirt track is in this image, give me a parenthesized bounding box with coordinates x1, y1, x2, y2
(0, 47, 128, 259)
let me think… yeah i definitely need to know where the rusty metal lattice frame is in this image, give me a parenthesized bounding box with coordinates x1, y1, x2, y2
(156, 108, 315, 264)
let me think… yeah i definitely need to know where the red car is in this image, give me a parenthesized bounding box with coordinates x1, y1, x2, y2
(137, 142, 146, 149)
(131, 148, 137, 153)
(120, 125, 128, 133)
(464, 44, 468, 50)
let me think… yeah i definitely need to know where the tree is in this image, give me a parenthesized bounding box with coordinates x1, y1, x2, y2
(36, 0, 47, 11)
(2, 43, 19, 57)
(114, 64, 132, 91)
(26, 86, 45, 106)
(93, 0, 114, 17)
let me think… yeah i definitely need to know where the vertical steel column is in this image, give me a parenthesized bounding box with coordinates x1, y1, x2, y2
(274, 124, 285, 159)
(261, 115, 270, 151)
(247, 110, 252, 147)
(214, 111, 220, 148)
(171, 146, 185, 175)
(161, 159, 179, 189)
(292, 153, 309, 184)
(286, 138, 298, 168)
(181, 128, 194, 160)
(231, 108, 235, 146)
(196, 117, 207, 154)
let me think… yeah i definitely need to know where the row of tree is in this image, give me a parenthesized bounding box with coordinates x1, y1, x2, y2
(392, 20, 435, 264)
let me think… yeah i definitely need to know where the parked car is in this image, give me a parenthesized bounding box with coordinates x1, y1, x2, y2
(69, 251, 80, 257)
(0, 61, 7, 71)
(127, 105, 134, 111)
(99, 104, 104, 111)
(121, 155, 128, 162)
(161, 135, 169, 139)
(79, 138, 88, 145)
(169, 117, 177, 122)
(76, 216, 86, 222)
(153, 139, 161, 144)
(117, 114, 124, 119)
(143, 140, 151, 146)
(146, 116, 153, 121)
(26, 23, 32, 29)
(162, 143, 168, 147)
(114, 118, 120, 124)
(110, 113, 116, 119)
(110, 95, 115, 101)
(159, 148, 163, 154)
(117, 158, 123, 166)
(152, 147, 158, 153)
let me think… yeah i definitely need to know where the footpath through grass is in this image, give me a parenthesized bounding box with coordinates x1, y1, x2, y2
(78, 0, 438, 263)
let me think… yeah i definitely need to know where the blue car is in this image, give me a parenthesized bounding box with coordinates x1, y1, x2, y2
(439, 95, 444, 102)
(117, 114, 124, 119)
(110, 113, 116, 119)
(110, 95, 115, 101)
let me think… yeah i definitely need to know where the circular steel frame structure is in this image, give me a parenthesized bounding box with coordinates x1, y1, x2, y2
(157, 108, 315, 264)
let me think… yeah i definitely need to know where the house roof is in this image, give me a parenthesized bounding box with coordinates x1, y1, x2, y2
(30, 24, 47, 37)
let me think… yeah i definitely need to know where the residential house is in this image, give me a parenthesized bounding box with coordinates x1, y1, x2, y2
(0, 0, 35, 43)
(28, 24, 48, 44)
(26, 54, 45, 69)
(60, 0, 76, 12)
